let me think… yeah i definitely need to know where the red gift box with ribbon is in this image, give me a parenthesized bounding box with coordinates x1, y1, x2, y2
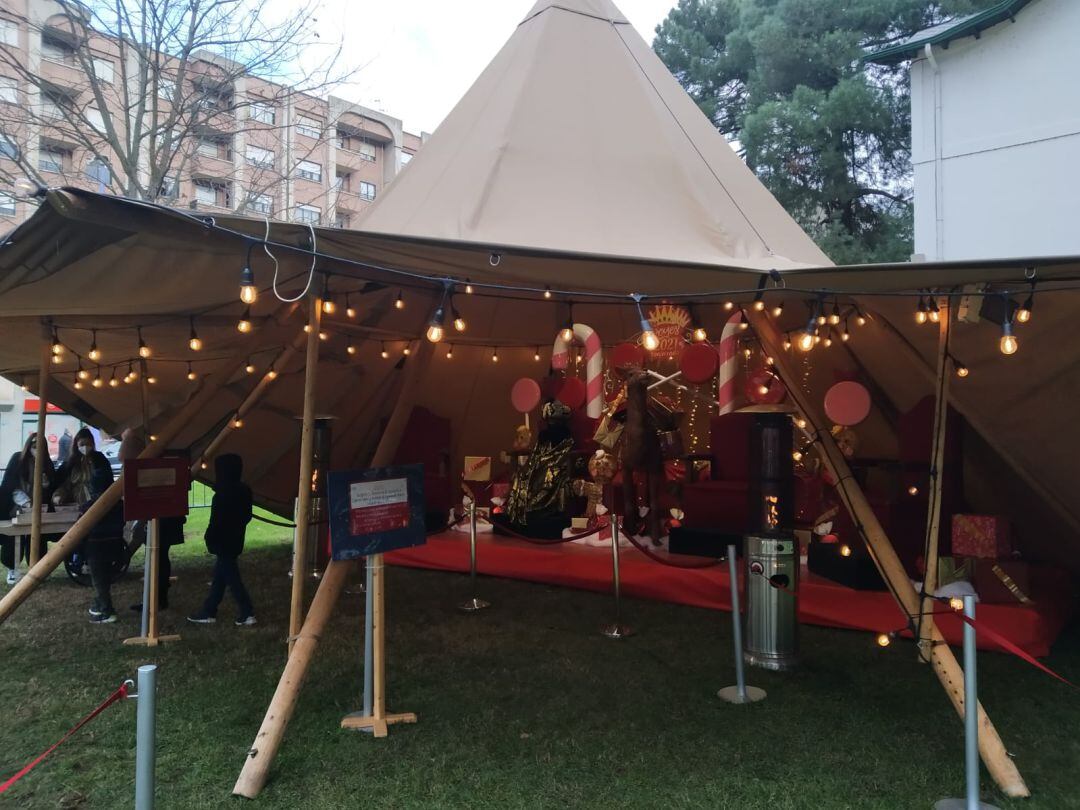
(951, 514, 1012, 559)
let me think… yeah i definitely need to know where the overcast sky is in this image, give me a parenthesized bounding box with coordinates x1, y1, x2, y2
(302, 1, 678, 135)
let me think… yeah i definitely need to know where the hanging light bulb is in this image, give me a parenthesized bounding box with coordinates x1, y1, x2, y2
(245, 359, 256, 374)
(634, 295, 659, 351)
(426, 306, 446, 343)
(108, 369, 119, 388)
(51, 352, 63, 366)
(318, 331, 328, 341)
(491, 347, 499, 363)
(534, 347, 541, 362)
(955, 362, 969, 379)
(345, 294, 356, 319)
(1016, 288, 1033, 324)
(137, 327, 151, 359)
(915, 297, 928, 325)
(402, 345, 411, 356)
(187, 362, 197, 381)
(88, 330, 101, 362)
(927, 297, 940, 323)
(829, 302, 841, 326)
(394, 290, 405, 310)
(876, 633, 892, 648)
(50, 329, 63, 356)
(907, 485, 919, 496)
(321, 276, 336, 315)
(782, 335, 793, 351)
(816, 313, 827, 326)
(124, 362, 136, 384)
(949, 597, 965, 612)
(823, 335, 833, 348)
(841, 322, 851, 342)
(452, 303, 466, 332)
(791, 449, 803, 462)
(543, 286, 552, 299)
(232, 415, 244, 429)
(346, 341, 356, 355)
(239, 256, 257, 305)
(752, 289, 766, 312)
(795, 417, 807, 430)
(999, 319, 1018, 355)
(797, 331, 815, 352)
(189, 318, 202, 351)
(464, 279, 474, 295)
(237, 306, 253, 334)
(146, 370, 158, 384)
(839, 544, 852, 557)
(74, 378, 83, 390)
(723, 301, 734, 311)
(446, 344, 454, 360)
(771, 301, 784, 319)
(265, 367, 278, 381)
(77, 360, 89, 381)
(692, 326, 708, 343)
(856, 309, 867, 327)
(92, 367, 104, 388)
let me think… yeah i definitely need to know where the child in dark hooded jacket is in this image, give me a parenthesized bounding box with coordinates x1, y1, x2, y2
(188, 453, 256, 626)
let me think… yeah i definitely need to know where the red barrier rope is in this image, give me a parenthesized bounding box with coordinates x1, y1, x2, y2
(0, 682, 130, 796)
(492, 520, 604, 545)
(622, 531, 720, 569)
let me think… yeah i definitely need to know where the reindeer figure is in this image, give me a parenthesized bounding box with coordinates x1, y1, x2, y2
(619, 370, 664, 544)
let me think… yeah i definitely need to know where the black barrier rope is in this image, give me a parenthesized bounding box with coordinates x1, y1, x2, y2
(491, 519, 602, 545)
(252, 513, 297, 529)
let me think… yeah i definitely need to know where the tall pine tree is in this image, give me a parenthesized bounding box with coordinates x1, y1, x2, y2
(654, 0, 980, 264)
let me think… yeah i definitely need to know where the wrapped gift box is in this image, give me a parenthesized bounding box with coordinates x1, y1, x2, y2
(463, 456, 492, 482)
(951, 514, 1012, 559)
(974, 560, 1033, 605)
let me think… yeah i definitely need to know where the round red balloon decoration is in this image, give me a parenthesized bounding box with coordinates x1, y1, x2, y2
(824, 381, 871, 426)
(553, 376, 586, 410)
(511, 378, 542, 414)
(609, 342, 645, 373)
(746, 370, 787, 405)
(680, 343, 719, 384)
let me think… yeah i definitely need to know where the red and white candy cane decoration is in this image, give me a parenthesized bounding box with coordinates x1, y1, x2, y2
(552, 323, 603, 418)
(717, 312, 743, 415)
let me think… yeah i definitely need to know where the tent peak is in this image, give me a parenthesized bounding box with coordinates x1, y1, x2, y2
(521, 0, 630, 26)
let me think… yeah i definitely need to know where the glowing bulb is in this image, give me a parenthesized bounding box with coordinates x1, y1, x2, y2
(51, 337, 62, 355)
(240, 284, 257, 305)
(692, 327, 707, 343)
(840, 544, 852, 557)
(797, 332, 815, 352)
(907, 485, 919, 496)
(772, 302, 784, 318)
(743, 348, 752, 360)
(51, 353, 62, 366)
(816, 315, 826, 326)
(841, 328, 850, 342)
(534, 349, 541, 361)
(188, 370, 197, 382)
(108, 374, 119, 388)
(403, 346, 411, 356)
(465, 280, 474, 294)
(949, 597, 964, 611)
(318, 331, 328, 341)
(381, 346, 389, 359)
(245, 361, 256, 374)
(346, 304, 357, 319)
(829, 306, 840, 325)
(88, 344, 101, 362)
(560, 326, 574, 343)
(303, 324, 312, 334)
(757, 384, 769, 396)
(346, 343, 356, 355)
(189, 335, 202, 351)
(147, 375, 157, 385)
(738, 321, 748, 331)
(723, 301, 734, 311)
(491, 349, 499, 363)
(642, 330, 660, 351)
(876, 633, 891, 648)
(200, 461, 208, 470)
(795, 418, 807, 430)
(753, 299, 765, 312)
(92, 375, 103, 389)
(543, 286, 552, 299)
(791, 450, 803, 462)
(823, 336, 833, 348)
(322, 297, 336, 315)
(454, 315, 467, 332)
(237, 308, 253, 333)
(265, 369, 278, 381)
(1000, 321, 1018, 355)
(138, 340, 151, 359)
(782, 337, 792, 351)
(395, 291, 405, 310)
(856, 314, 867, 327)
(426, 324, 444, 343)
(955, 364, 969, 378)
(915, 299, 928, 325)
(74, 380, 83, 390)
(232, 417, 244, 429)
(928, 306, 940, 324)
(77, 367, 90, 381)
(1017, 294, 1033, 324)
(446, 345, 454, 359)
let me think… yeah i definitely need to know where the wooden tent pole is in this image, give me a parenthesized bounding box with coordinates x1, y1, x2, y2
(28, 337, 51, 566)
(875, 313, 1080, 536)
(139, 359, 152, 444)
(746, 309, 1029, 798)
(0, 355, 248, 625)
(289, 297, 322, 655)
(234, 336, 434, 799)
(918, 302, 952, 660)
(192, 338, 303, 476)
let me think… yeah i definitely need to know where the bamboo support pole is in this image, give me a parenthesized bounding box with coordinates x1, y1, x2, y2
(192, 338, 303, 476)
(289, 298, 322, 654)
(234, 337, 434, 799)
(918, 303, 952, 660)
(139, 359, 152, 444)
(29, 339, 51, 566)
(746, 309, 1028, 799)
(0, 355, 248, 626)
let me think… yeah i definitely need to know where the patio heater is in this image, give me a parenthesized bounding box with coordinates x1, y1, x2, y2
(293, 416, 335, 579)
(742, 410, 800, 671)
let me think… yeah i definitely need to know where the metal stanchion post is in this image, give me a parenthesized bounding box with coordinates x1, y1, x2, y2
(134, 664, 157, 810)
(459, 502, 490, 612)
(718, 544, 766, 704)
(601, 498, 632, 638)
(139, 525, 152, 638)
(935, 595, 998, 810)
(357, 557, 374, 734)
(11, 537, 21, 584)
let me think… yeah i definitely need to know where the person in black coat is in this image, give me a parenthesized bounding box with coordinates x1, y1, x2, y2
(51, 428, 125, 622)
(188, 453, 255, 626)
(0, 434, 56, 580)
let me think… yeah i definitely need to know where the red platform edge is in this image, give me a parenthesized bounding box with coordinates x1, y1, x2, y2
(387, 532, 1075, 657)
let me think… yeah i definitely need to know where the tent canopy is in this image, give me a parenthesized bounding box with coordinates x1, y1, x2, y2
(0, 0, 1077, 570)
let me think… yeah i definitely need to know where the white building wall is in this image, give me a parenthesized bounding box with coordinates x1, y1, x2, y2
(910, 0, 1080, 260)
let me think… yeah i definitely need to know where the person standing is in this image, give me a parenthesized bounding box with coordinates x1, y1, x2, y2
(52, 429, 124, 623)
(57, 428, 73, 466)
(0, 434, 56, 584)
(188, 453, 255, 626)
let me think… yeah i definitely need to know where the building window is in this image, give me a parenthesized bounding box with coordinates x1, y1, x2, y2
(197, 138, 230, 160)
(0, 76, 16, 103)
(249, 101, 275, 125)
(296, 115, 321, 139)
(248, 193, 272, 215)
(193, 179, 231, 208)
(334, 212, 350, 229)
(401, 152, 413, 166)
(296, 204, 320, 224)
(39, 146, 69, 173)
(41, 93, 64, 119)
(159, 175, 177, 197)
(295, 159, 321, 182)
(157, 77, 175, 101)
(41, 36, 74, 64)
(245, 145, 274, 168)
(358, 141, 376, 162)
(334, 170, 350, 192)
(0, 192, 14, 216)
(87, 107, 106, 133)
(0, 19, 18, 47)
(0, 134, 17, 160)
(359, 181, 376, 201)
(92, 57, 114, 84)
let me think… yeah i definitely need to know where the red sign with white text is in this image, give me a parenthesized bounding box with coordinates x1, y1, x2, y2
(123, 458, 190, 521)
(348, 477, 410, 535)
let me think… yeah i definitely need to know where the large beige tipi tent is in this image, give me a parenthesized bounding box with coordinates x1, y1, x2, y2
(0, 0, 1075, 798)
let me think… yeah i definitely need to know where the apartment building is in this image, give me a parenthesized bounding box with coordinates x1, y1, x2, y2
(0, 0, 423, 230)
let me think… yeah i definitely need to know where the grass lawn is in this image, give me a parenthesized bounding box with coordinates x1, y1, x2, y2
(0, 514, 1077, 809)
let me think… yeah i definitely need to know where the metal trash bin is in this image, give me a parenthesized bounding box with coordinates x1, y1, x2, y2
(743, 534, 799, 671)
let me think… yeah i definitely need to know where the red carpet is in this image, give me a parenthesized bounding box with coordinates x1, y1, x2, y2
(387, 532, 1075, 657)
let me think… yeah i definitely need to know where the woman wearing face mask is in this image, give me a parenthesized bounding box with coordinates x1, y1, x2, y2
(51, 428, 125, 623)
(0, 433, 56, 584)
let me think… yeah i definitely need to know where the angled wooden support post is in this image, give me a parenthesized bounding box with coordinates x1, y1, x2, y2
(0, 355, 248, 626)
(29, 334, 51, 566)
(746, 308, 1029, 799)
(234, 336, 434, 799)
(289, 296, 323, 655)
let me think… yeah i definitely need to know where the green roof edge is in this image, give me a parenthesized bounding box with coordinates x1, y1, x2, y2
(864, 0, 1034, 65)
